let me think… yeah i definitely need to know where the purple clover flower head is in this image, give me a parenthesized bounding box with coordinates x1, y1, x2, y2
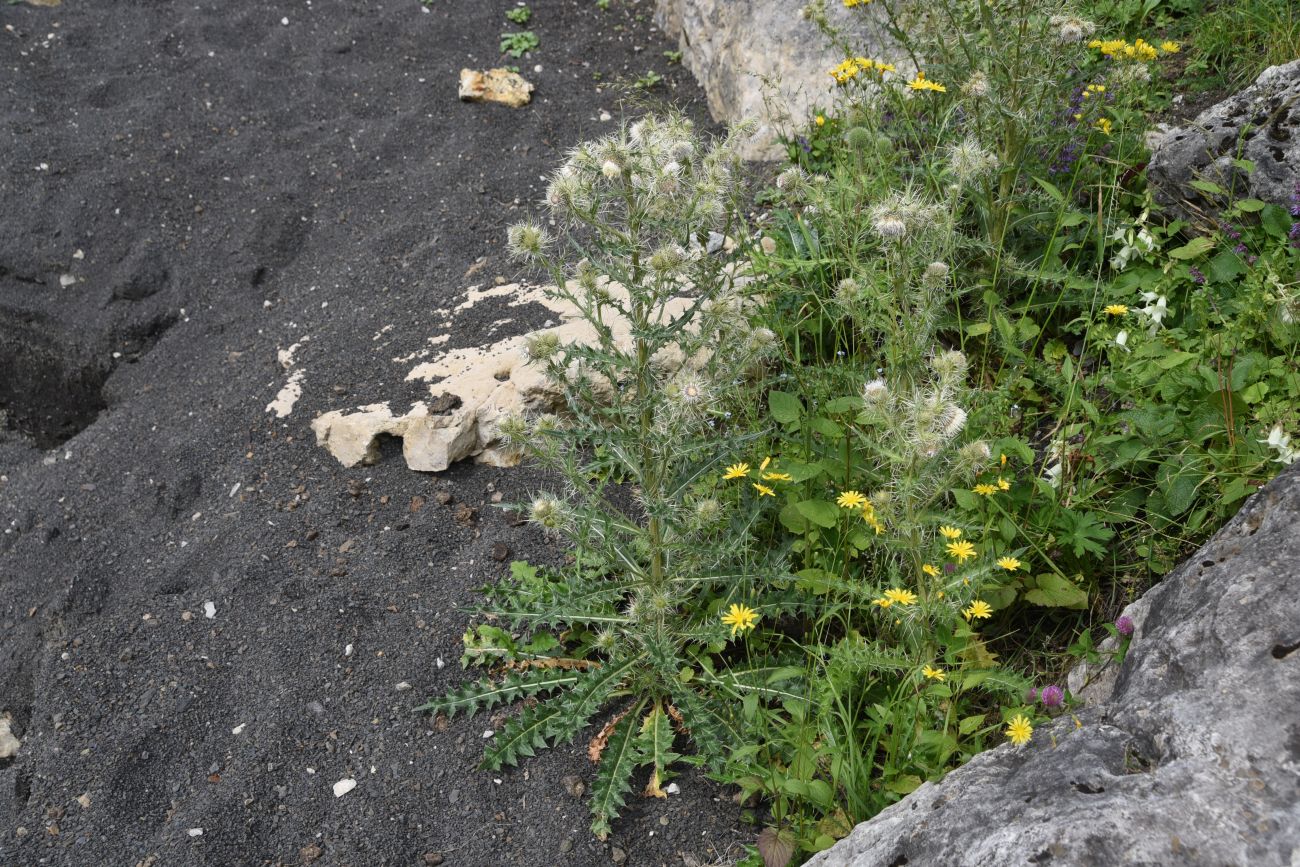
(1233, 243, 1248, 255)
(1115, 615, 1135, 637)
(1290, 180, 1300, 217)
(1041, 685, 1065, 709)
(797, 136, 811, 154)
(944, 562, 957, 574)
(1190, 266, 1206, 285)
(1025, 687, 1039, 704)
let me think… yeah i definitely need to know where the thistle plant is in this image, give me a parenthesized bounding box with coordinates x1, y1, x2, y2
(419, 115, 781, 839)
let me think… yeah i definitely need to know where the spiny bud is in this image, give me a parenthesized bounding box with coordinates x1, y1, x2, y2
(506, 221, 550, 263)
(844, 126, 874, 153)
(525, 332, 561, 362)
(649, 243, 687, 274)
(958, 440, 993, 469)
(601, 159, 622, 179)
(694, 498, 722, 524)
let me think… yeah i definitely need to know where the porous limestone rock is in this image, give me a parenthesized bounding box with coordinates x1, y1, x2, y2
(809, 464, 1300, 867)
(458, 68, 534, 108)
(654, 0, 903, 160)
(1148, 59, 1300, 216)
(0, 715, 20, 759)
(312, 282, 697, 473)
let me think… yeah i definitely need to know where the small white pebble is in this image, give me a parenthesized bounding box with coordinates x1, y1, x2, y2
(73, 249, 84, 259)
(599, 110, 611, 122)
(188, 828, 203, 837)
(666, 782, 680, 795)
(333, 778, 357, 798)
(395, 682, 412, 692)
(435, 657, 445, 669)
(344, 643, 353, 657)
(482, 730, 495, 739)
(281, 17, 289, 25)
(229, 483, 241, 498)
(59, 274, 76, 287)
(203, 601, 216, 619)
(231, 723, 246, 735)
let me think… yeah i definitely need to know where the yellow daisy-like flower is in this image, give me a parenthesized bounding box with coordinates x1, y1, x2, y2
(843, 0, 872, 7)
(907, 71, 947, 92)
(752, 483, 775, 497)
(884, 588, 918, 606)
(759, 456, 773, 473)
(720, 603, 759, 637)
(723, 462, 750, 480)
(1095, 117, 1113, 136)
(836, 490, 868, 509)
(1104, 304, 1128, 316)
(963, 599, 993, 620)
(939, 526, 963, 540)
(997, 476, 1011, 491)
(973, 483, 999, 496)
(996, 556, 1022, 571)
(762, 472, 793, 482)
(921, 665, 946, 682)
(815, 115, 826, 127)
(871, 596, 893, 608)
(922, 563, 940, 578)
(864, 511, 885, 535)
(876, 62, 896, 73)
(1160, 40, 1180, 53)
(947, 540, 977, 562)
(1005, 714, 1033, 746)
(1000, 453, 1008, 467)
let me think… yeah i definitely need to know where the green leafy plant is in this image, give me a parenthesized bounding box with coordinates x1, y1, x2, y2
(500, 30, 539, 58)
(633, 70, 664, 91)
(505, 4, 532, 25)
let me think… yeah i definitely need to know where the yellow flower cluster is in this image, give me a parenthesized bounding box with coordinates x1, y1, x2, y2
(1087, 37, 1177, 61)
(829, 56, 895, 85)
(843, 0, 872, 7)
(872, 587, 919, 609)
(906, 71, 947, 93)
(723, 456, 791, 497)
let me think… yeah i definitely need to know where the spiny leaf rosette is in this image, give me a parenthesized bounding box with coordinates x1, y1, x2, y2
(418, 115, 783, 839)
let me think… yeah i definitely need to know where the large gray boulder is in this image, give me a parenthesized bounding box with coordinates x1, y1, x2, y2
(654, 0, 902, 160)
(809, 463, 1300, 867)
(1148, 59, 1300, 215)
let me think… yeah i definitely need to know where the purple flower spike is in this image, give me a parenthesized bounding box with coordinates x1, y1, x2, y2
(1041, 685, 1065, 708)
(1115, 615, 1135, 637)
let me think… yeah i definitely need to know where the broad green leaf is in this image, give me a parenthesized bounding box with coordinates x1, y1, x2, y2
(966, 321, 993, 337)
(1024, 574, 1089, 609)
(795, 499, 839, 528)
(1167, 236, 1214, 260)
(769, 391, 804, 424)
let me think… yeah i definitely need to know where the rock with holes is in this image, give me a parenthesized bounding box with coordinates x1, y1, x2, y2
(653, 0, 906, 160)
(808, 464, 1300, 867)
(1147, 59, 1300, 217)
(458, 68, 534, 109)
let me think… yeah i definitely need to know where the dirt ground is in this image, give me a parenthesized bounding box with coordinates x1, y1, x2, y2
(0, 1, 750, 864)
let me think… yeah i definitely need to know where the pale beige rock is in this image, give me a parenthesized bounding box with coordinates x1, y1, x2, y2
(458, 68, 534, 108)
(0, 715, 20, 759)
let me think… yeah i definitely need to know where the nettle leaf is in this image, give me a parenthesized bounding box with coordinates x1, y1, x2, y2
(768, 390, 804, 425)
(1261, 204, 1293, 239)
(757, 826, 797, 867)
(1024, 574, 1090, 609)
(795, 499, 839, 528)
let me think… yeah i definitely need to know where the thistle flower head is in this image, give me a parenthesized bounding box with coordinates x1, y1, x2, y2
(529, 494, 565, 529)
(922, 261, 950, 289)
(960, 72, 990, 99)
(649, 243, 688, 275)
(862, 377, 890, 404)
(947, 136, 998, 184)
(930, 349, 968, 384)
(694, 498, 723, 524)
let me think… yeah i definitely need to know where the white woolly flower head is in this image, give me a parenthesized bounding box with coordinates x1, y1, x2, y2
(947, 136, 998, 184)
(506, 220, 551, 263)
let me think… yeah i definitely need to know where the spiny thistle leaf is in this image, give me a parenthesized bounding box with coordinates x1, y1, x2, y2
(480, 698, 567, 771)
(638, 703, 679, 798)
(589, 699, 649, 840)
(666, 682, 743, 771)
(547, 654, 641, 746)
(414, 668, 580, 717)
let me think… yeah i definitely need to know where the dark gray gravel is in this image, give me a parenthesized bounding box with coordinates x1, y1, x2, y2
(0, 1, 748, 864)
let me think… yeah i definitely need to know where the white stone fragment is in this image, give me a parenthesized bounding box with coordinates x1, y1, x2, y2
(203, 601, 216, 619)
(333, 778, 357, 798)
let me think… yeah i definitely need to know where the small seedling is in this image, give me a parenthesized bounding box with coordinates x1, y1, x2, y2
(633, 70, 663, 90)
(505, 5, 532, 24)
(596, 0, 610, 10)
(663, 50, 683, 64)
(500, 30, 539, 58)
